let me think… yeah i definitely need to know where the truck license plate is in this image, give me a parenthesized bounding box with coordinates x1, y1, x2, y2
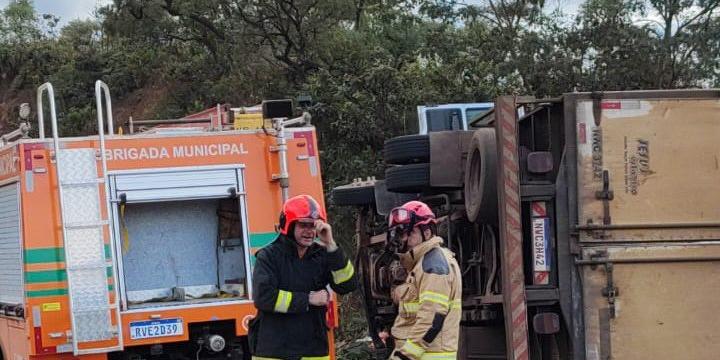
(532, 218, 550, 272)
(130, 318, 183, 340)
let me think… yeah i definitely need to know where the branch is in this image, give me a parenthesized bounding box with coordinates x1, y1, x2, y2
(354, 0, 365, 30)
(486, 0, 506, 30)
(476, 11, 501, 26)
(634, 18, 665, 29)
(161, 0, 226, 41)
(675, 0, 720, 35)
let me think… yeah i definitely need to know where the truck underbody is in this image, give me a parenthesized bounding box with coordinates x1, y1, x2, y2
(336, 90, 720, 360)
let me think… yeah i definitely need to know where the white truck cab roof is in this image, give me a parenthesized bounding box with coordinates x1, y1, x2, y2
(417, 102, 494, 134)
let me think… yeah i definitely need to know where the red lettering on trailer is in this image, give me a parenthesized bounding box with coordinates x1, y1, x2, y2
(601, 101, 621, 109)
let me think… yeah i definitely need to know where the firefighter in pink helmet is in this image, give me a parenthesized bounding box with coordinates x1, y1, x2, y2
(387, 201, 462, 360)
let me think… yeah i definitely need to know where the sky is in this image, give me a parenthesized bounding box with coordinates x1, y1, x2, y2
(1, 0, 586, 29)
(0, 0, 112, 27)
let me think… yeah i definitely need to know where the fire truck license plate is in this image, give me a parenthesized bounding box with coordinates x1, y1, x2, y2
(130, 318, 184, 339)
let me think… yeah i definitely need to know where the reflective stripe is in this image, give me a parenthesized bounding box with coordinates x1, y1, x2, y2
(406, 299, 459, 313)
(252, 357, 329, 360)
(401, 339, 425, 358)
(419, 291, 450, 308)
(449, 299, 462, 309)
(403, 301, 420, 313)
(421, 352, 457, 360)
(274, 290, 292, 313)
(332, 260, 355, 284)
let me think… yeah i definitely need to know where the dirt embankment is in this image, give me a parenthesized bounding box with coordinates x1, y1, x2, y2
(0, 78, 171, 135)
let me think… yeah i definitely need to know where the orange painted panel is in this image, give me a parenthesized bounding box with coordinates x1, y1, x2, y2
(15, 127, 330, 356)
(120, 302, 258, 346)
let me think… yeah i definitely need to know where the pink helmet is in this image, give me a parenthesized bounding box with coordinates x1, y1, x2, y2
(388, 201, 436, 233)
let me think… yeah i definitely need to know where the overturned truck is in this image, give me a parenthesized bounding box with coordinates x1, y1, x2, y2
(333, 90, 720, 359)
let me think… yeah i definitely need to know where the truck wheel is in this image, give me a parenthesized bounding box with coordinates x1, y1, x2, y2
(332, 181, 376, 206)
(385, 163, 430, 193)
(464, 128, 497, 223)
(383, 135, 430, 165)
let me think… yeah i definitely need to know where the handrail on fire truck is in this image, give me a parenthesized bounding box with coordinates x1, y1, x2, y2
(95, 80, 125, 352)
(35, 81, 125, 354)
(36, 82, 58, 140)
(95, 80, 115, 136)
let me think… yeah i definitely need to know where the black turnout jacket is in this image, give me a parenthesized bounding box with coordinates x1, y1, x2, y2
(249, 234, 357, 359)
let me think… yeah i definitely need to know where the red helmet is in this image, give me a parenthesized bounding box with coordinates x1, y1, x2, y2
(279, 195, 326, 235)
(388, 200, 436, 234)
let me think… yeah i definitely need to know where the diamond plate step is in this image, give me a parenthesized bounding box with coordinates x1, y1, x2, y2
(73, 305, 118, 314)
(65, 220, 109, 230)
(64, 220, 109, 229)
(61, 178, 105, 187)
(56, 148, 119, 351)
(65, 263, 110, 271)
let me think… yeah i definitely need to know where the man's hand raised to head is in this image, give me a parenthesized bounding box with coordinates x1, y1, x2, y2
(314, 220, 338, 252)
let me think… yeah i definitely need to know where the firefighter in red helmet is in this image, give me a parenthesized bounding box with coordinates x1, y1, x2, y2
(249, 195, 357, 359)
(387, 201, 462, 360)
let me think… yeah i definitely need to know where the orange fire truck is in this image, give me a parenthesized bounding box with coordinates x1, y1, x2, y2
(0, 81, 336, 359)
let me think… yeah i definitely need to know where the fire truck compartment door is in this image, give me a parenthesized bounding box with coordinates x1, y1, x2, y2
(110, 166, 243, 203)
(0, 182, 21, 306)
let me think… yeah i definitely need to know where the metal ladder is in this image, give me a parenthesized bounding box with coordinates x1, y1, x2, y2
(37, 81, 124, 355)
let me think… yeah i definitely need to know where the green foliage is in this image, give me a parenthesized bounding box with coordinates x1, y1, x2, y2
(1, 0, 720, 353)
(0, 0, 41, 43)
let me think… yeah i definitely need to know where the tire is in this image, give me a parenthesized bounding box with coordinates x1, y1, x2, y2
(332, 182, 376, 206)
(374, 180, 419, 215)
(385, 163, 430, 193)
(383, 135, 430, 165)
(464, 128, 498, 223)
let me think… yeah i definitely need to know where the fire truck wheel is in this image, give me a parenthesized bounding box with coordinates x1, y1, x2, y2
(332, 182, 376, 206)
(464, 128, 497, 223)
(383, 135, 430, 165)
(385, 163, 430, 193)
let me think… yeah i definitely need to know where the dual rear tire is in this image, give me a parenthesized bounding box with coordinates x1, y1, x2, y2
(383, 130, 498, 223)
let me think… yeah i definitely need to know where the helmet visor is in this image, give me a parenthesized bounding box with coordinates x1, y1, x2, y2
(389, 207, 412, 228)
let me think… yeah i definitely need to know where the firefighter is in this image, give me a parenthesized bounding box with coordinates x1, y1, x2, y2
(387, 201, 462, 360)
(248, 194, 357, 360)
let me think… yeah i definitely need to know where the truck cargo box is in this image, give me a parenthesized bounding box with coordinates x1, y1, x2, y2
(568, 91, 720, 360)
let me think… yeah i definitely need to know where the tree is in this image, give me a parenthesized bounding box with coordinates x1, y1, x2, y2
(644, 0, 720, 87)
